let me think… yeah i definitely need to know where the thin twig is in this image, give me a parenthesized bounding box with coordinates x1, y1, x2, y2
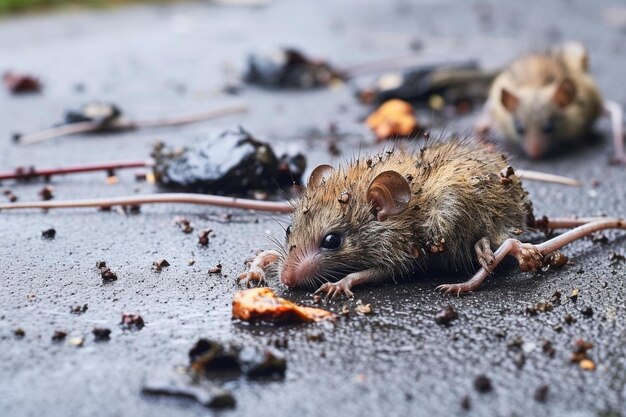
(16, 103, 249, 146)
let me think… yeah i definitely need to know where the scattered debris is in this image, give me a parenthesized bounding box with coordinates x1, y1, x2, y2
(306, 330, 325, 342)
(591, 232, 609, 244)
(609, 252, 626, 265)
(564, 314, 577, 325)
(152, 127, 306, 194)
(65, 101, 122, 126)
(38, 186, 54, 201)
(245, 48, 343, 89)
(581, 306, 594, 318)
(550, 291, 562, 305)
(189, 338, 287, 380)
(365, 99, 418, 141)
(355, 300, 373, 316)
(198, 229, 212, 246)
(232, 288, 335, 323)
(52, 330, 68, 342)
(142, 368, 236, 409)
(541, 340, 556, 358)
(473, 375, 492, 393)
(69, 336, 85, 347)
(120, 313, 145, 331)
(569, 288, 580, 303)
(70, 304, 88, 315)
(3, 71, 42, 94)
(3, 189, 18, 202)
(97, 262, 118, 283)
(544, 251, 568, 268)
(188, 259, 196, 266)
(570, 339, 595, 371)
(15, 102, 248, 146)
(340, 304, 350, 316)
(189, 339, 243, 378)
(93, 327, 111, 342)
(355, 60, 493, 106)
(208, 263, 223, 274)
(525, 301, 553, 316)
(153, 259, 171, 272)
(174, 216, 194, 234)
(435, 305, 458, 326)
(14, 328, 25, 339)
(534, 384, 549, 402)
(41, 228, 56, 239)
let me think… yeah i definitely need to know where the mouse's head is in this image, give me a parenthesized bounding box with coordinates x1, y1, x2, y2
(499, 78, 577, 159)
(279, 162, 411, 288)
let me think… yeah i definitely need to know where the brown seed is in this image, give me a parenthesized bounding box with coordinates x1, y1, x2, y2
(208, 263, 223, 274)
(38, 186, 54, 201)
(120, 313, 145, 331)
(435, 305, 458, 326)
(473, 375, 492, 393)
(14, 328, 25, 338)
(93, 327, 111, 342)
(100, 267, 118, 283)
(198, 229, 212, 246)
(52, 330, 68, 342)
(70, 304, 88, 314)
(152, 259, 170, 271)
(564, 314, 576, 325)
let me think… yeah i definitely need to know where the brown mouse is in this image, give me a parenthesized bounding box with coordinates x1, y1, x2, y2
(477, 42, 624, 163)
(238, 137, 625, 297)
(2, 138, 621, 297)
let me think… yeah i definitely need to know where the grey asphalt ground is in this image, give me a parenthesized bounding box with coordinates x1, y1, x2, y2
(1, 1, 625, 416)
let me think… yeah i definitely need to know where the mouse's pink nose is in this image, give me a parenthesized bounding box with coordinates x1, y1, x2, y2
(280, 267, 297, 287)
(523, 135, 546, 159)
(280, 253, 319, 288)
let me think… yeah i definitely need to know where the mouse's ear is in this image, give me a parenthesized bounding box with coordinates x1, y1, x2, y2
(367, 171, 411, 222)
(500, 88, 520, 112)
(553, 78, 576, 108)
(308, 164, 334, 189)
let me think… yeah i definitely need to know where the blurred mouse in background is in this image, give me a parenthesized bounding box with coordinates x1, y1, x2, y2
(476, 41, 624, 163)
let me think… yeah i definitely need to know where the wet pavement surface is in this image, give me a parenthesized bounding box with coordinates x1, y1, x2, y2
(1, 1, 625, 416)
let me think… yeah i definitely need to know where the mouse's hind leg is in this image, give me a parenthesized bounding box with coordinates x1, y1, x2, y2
(438, 218, 626, 295)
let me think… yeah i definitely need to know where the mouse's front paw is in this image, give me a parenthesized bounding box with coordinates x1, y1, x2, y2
(314, 281, 354, 300)
(237, 267, 267, 288)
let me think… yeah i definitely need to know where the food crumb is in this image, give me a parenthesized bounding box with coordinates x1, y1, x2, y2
(473, 375, 492, 393)
(435, 305, 458, 326)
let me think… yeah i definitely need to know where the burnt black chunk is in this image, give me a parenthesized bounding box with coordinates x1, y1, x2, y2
(65, 101, 122, 127)
(152, 127, 304, 194)
(245, 48, 343, 89)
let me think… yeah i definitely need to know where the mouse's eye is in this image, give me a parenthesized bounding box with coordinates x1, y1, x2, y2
(514, 119, 525, 135)
(285, 225, 292, 238)
(320, 232, 342, 251)
(542, 119, 555, 134)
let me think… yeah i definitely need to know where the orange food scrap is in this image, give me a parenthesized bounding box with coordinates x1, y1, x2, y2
(232, 288, 335, 323)
(365, 99, 418, 141)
